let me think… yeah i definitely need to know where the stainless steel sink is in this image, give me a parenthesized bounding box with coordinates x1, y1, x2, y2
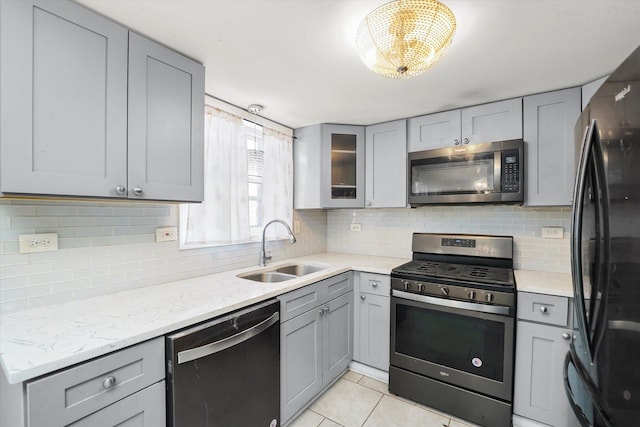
(238, 272, 297, 283)
(275, 264, 327, 276)
(237, 263, 328, 283)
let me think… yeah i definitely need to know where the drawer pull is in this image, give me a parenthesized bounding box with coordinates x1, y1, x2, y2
(360, 295, 366, 300)
(102, 376, 117, 389)
(371, 281, 378, 288)
(562, 333, 571, 340)
(540, 306, 549, 313)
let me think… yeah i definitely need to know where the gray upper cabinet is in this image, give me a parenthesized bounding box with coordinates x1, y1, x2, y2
(0, 0, 204, 202)
(408, 110, 460, 151)
(523, 88, 581, 206)
(322, 124, 365, 208)
(365, 120, 407, 208)
(293, 124, 364, 209)
(461, 98, 523, 145)
(128, 32, 204, 202)
(408, 98, 522, 152)
(0, 0, 128, 198)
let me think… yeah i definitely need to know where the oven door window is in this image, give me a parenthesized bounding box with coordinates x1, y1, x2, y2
(411, 152, 496, 196)
(395, 302, 505, 381)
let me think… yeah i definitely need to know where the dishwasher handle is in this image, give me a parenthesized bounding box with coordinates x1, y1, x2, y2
(177, 311, 279, 364)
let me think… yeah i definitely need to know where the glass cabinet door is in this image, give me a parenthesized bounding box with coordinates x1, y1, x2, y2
(322, 124, 364, 208)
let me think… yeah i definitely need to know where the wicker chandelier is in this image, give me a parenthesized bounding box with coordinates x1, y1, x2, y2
(356, 0, 456, 79)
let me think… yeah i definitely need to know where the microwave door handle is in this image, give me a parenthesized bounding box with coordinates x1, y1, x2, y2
(571, 119, 598, 364)
(494, 151, 502, 192)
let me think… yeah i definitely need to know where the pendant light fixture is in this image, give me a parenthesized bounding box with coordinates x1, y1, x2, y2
(356, 0, 456, 79)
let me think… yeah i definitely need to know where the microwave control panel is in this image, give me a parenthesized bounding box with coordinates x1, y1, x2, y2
(501, 149, 521, 193)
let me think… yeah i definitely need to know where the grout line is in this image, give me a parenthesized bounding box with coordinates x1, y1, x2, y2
(359, 391, 384, 427)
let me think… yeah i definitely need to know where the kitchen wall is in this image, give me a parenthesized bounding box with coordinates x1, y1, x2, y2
(0, 200, 571, 316)
(0, 199, 327, 315)
(327, 206, 571, 273)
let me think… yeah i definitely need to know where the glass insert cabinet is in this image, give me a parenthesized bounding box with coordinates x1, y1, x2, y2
(322, 124, 365, 208)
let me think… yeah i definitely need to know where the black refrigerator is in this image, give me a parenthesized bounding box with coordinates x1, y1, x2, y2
(564, 45, 640, 427)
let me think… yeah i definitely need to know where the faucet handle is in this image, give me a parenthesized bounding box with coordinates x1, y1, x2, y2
(265, 250, 272, 261)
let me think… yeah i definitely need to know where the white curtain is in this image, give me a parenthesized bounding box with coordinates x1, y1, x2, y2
(262, 128, 294, 240)
(181, 108, 251, 245)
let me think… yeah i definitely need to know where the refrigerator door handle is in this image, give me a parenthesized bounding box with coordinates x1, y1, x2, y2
(564, 348, 615, 427)
(571, 119, 599, 363)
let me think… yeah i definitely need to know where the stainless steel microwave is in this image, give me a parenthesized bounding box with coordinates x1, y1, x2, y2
(408, 139, 524, 206)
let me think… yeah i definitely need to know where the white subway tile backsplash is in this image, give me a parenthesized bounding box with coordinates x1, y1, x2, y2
(0, 200, 327, 315)
(327, 206, 571, 273)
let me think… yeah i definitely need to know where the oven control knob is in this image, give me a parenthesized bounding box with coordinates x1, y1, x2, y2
(417, 283, 425, 293)
(441, 287, 449, 296)
(403, 281, 411, 291)
(486, 293, 494, 302)
(468, 291, 476, 300)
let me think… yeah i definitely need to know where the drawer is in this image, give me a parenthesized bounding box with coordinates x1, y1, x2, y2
(358, 272, 390, 297)
(279, 273, 352, 322)
(68, 381, 165, 427)
(26, 337, 164, 427)
(517, 292, 569, 327)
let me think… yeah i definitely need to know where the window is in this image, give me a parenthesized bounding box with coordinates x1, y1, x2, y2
(179, 99, 293, 248)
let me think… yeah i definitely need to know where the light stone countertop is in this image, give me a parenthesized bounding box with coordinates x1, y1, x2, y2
(515, 270, 574, 298)
(0, 252, 575, 385)
(0, 252, 408, 385)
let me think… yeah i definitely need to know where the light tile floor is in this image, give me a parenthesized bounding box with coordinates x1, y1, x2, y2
(288, 370, 480, 427)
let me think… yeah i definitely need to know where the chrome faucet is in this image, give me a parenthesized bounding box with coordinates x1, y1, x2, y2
(260, 219, 297, 266)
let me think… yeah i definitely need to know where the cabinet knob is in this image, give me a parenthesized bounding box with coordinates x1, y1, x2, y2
(319, 309, 325, 315)
(366, 201, 372, 207)
(102, 376, 117, 389)
(115, 185, 126, 195)
(132, 187, 144, 196)
(371, 281, 378, 288)
(323, 306, 330, 313)
(540, 306, 549, 314)
(454, 139, 460, 145)
(463, 138, 469, 145)
(360, 295, 366, 300)
(562, 333, 571, 341)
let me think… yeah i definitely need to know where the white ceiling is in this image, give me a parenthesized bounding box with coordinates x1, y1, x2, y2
(76, 0, 640, 129)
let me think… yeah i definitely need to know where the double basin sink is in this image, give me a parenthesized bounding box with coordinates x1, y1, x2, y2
(238, 263, 328, 283)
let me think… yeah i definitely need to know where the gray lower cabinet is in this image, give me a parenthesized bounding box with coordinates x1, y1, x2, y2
(523, 87, 581, 206)
(0, 0, 204, 202)
(23, 337, 165, 427)
(514, 292, 580, 427)
(279, 273, 354, 425)
(353, 272, 390, 371)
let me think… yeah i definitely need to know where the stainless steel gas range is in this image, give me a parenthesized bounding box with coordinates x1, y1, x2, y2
(389, 233, 516, 427)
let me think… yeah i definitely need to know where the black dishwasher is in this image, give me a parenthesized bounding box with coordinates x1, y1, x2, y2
(166, 299, 280, 427)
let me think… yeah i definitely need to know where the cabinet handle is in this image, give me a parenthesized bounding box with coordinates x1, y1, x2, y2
(102, 376, 117, 389)
(132, 187, 144, 196)
(371, 281, 378, 288)
(319, 309, 324, 315)
(463, 138, 469, 144)
(562, 333, 571, 341)
(360, 295, 366, 300)
(540, 306, 549, 313)
(323, 306, 330, 313)
(454, 139, 460, 145)
(115, 185, 126, 195)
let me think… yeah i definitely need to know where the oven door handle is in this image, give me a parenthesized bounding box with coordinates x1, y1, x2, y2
(392, 290, 514, 316)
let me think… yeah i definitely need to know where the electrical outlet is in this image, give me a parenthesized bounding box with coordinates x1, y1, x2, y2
(156, 227, 178, 242)
(293, 220, 301, 234)
(19, 233, 59, 253)
(541, 226, 564, 239)
(350, 223, 362, 232)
